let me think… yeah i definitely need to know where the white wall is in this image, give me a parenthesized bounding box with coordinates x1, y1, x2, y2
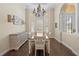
(62, 32, 79, 55)
(0, 3, 26, 55)
(48, 8, 55, 38)
(25, 8, 30, 32)
(54, 4, 63, 42)
(54, 3, 79, 55)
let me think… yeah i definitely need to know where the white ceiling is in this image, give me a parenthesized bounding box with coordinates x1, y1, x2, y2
(25, 3, 59, 10)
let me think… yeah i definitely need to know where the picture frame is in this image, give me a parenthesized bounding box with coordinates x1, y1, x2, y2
(12, 15, 24, 25)
(8, 15, 12, 22)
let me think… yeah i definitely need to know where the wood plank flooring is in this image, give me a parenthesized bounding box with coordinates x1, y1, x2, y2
(4, 38, 76, 56)
(50, 38, 76, 56)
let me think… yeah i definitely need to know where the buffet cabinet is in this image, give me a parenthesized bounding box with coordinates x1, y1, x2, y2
(9, 32, 28, 50)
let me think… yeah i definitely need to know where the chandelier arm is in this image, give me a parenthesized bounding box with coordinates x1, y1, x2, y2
(33, 4, 46, 17)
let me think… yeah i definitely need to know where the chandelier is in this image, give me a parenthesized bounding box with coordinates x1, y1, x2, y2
(33, 4, 46, 17)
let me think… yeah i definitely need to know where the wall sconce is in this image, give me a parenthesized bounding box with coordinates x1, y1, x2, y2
(21, 20, 25, 24)
(55, 22, 57, 28)
(72, 29, 76, 33)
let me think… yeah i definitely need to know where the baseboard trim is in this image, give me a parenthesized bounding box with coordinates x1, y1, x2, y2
(0, 49, 10, 56)
(54, 38, 79, 56)
(0, 39, 28, 56)
(61, 41, 79, 56)
(55, 38, 61, 43)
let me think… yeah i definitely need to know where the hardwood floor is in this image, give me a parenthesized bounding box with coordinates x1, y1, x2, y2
(50, 38, 76, 56)
(4, 41, 29, 56)
(4, 38, 76, 56)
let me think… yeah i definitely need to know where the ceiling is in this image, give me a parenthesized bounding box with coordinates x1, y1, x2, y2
(25, 3, 59, 10)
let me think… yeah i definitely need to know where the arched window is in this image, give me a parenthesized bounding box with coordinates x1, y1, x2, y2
(59, 4, 76, 33)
